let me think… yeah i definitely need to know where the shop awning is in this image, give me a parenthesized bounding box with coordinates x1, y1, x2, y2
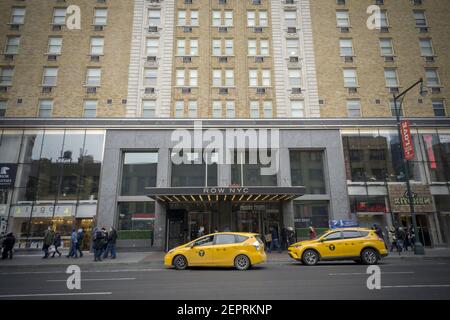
(146, 186, 305, 203)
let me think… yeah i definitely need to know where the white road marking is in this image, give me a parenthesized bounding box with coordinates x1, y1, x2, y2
(329, 271, 414, 276)
(0, 269, 165, 275)
(0, 292, 112, 298)
(46, 278, 136, 282)
(381, 284, 450, 289)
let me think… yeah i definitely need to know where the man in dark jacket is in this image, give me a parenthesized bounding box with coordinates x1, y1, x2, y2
(42, 227, 55, 259)
(76, 228, 84, 258)
(94, 229, 106, 262)
(2, 233, 15, 260)
(103, 227, 117, 259)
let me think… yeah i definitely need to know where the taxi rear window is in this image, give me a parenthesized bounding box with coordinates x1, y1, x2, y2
(235, 235, 249, 243)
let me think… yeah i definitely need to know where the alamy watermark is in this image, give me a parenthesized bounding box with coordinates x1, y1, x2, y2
(66, 265, 81, 290)
(366, 265, 381, 290)
(170, 121, 280, 176)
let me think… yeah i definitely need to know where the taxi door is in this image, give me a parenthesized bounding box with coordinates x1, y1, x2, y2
(316, 231, 348, 258)
(341, 230, 365, 257)
(212, 234, 238, 266)
(184, 235, 215, 266)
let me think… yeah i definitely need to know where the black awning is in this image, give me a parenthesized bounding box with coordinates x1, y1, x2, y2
(146, 186, 305, 202)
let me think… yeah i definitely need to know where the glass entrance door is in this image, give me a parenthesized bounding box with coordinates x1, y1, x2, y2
(233, 202, 282, 236)
(399, 214, 433, 247)
(188, 211, 212, 241)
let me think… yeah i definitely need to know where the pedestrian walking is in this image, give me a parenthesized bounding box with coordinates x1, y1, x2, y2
(103, 227, 117, 259)
(67, 228, 78, 258)
(308, 226, 317, 240)
(396, 227, 406, 255)
(269, 226, 282, 253)
(76, 228, 84, 257)
(51, 232, 62, 258)
(287, 227, 296, 246)
(388, 226, 399, 253)
(281, 227, 288, 250)
(1, 232, 15, 260)
(42, 227, 55, 259)
(94, 228, 106, 262)
(101, 227, 108, 257)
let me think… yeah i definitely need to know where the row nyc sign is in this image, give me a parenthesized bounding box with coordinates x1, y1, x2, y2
(400, 120, 415, 161)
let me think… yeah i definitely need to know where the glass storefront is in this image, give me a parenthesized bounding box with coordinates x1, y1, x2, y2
(293, 201, 329, 239)
(231, 150, 277, 186)
(121, 152, 158, 196)
(117, 201, 155, 244)
(171, 150, 218, 187)
(0, 129, 105, 247)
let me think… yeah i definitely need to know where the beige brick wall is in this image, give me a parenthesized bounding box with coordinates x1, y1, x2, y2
(0, 0, 132, 118)
(310, 0, 450, 118)
(171, 0, 276, 118)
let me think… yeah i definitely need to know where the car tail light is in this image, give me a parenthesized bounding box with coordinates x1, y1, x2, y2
(252, 240, 261, 251)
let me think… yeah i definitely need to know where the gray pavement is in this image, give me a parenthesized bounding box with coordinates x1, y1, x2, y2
(0, 257, 449, 300)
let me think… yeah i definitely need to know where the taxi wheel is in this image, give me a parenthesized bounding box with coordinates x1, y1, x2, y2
(173, 255, 188, 270)
(361, 248, 379, 265)
(302, 249, 319, 266)
(234, 255, 251, 271)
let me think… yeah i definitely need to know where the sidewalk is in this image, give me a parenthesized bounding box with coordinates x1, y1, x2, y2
(1, 248, 449, 268)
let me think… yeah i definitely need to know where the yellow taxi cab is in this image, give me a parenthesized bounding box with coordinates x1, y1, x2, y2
(164, 232, 266, 270)
(288, 228, 388, 266)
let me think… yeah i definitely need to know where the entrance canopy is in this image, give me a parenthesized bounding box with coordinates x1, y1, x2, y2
(146, 186, 305, 203)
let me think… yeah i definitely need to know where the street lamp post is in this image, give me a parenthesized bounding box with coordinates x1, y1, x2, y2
(392, 78, 426, 255)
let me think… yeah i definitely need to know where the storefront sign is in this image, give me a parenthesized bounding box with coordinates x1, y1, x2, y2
(400, 121, 415, 160)
(329, 220, 359, 229)
(388, 184, 434, 213)
(12, 205, 75, 218)
(439, 134, 450, 144)
(0, 164, 18, 189)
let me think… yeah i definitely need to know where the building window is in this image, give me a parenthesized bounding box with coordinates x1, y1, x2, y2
(178, 10, 186, 25)
(121, 152, 158, 195)
(379, 38, 394, 56)
(38, 100, 53, 118)
(288, 69, 301, 87)
(286, 39, 300, 56)
(224, 11, 233, 26)
(413, 10, 427, 27)
(0, 67, 13, 86)
(5, 36, 20, 55)
(190, 10, 199, 26)
(247, 11, 268, 27)
(226, 101, 235, 118)
(248, 40, 257, 55)
(146, 38, 159, 56)
(212, 10, 221, 26)
(290, 150, 326, 194)
(188, 101, 197, 118)
(425, 68, 440, 87)
(380, 11, 389, 27)
(284, 11, 297, 27)
(48, 37, 62, 54)
(212, 101, 222, 118)
(118, 202, 155, 236)
(212, 39, 221, 56)
(249, 69, 258, 87)
(0, 100, 6, 117)
(212, 10, 233, 27)
(231, 150, 277, 187)
(347, 100, 361, 117)
(225, 69, 234, 86)
(171, 150, 218, 187)
(262, 69, 271, 87)
(343, 68, 357, 87)
(83, 100, 97, 118)
(250, 101, 259, 118)
(384, 68, 398, 87)
(42, 67, 58, 86)
(291, 100, 304, 118)
(419, 38, 434, 56)
(189, 69, 198, 86)
(176, 69, 185, 86)
(144, 68, 158, 86)
(190, 39, 198, 55)
(263, 101, 273, 118)
(339, 38, 354, 56)
(247, 11, 256, 27)
(336, 10, 350, 27)
(142, 100, 156, 117)
(10, 7, 26, 25)
(390, 100, 404, 117)
(175, 101, 184, 118)
(93, 8, 107, 26)
(148, 10, 161, 26)
(432, 100, 446, 117)
(294, 201, 329, 233)
(260, 39, 269, 56)
(177, 39, 185, 55)
(86, 68, 101, 86)
(224, 39, 233, 55)
(421, 133, 450, 182)
(90, 37, 104, 55)
(52, 8, 66, 25)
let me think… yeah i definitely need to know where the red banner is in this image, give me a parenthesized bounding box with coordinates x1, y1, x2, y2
(400, 120, 415, 161)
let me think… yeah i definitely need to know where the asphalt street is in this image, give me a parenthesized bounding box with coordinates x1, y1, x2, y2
(0, 258, 449, 300)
